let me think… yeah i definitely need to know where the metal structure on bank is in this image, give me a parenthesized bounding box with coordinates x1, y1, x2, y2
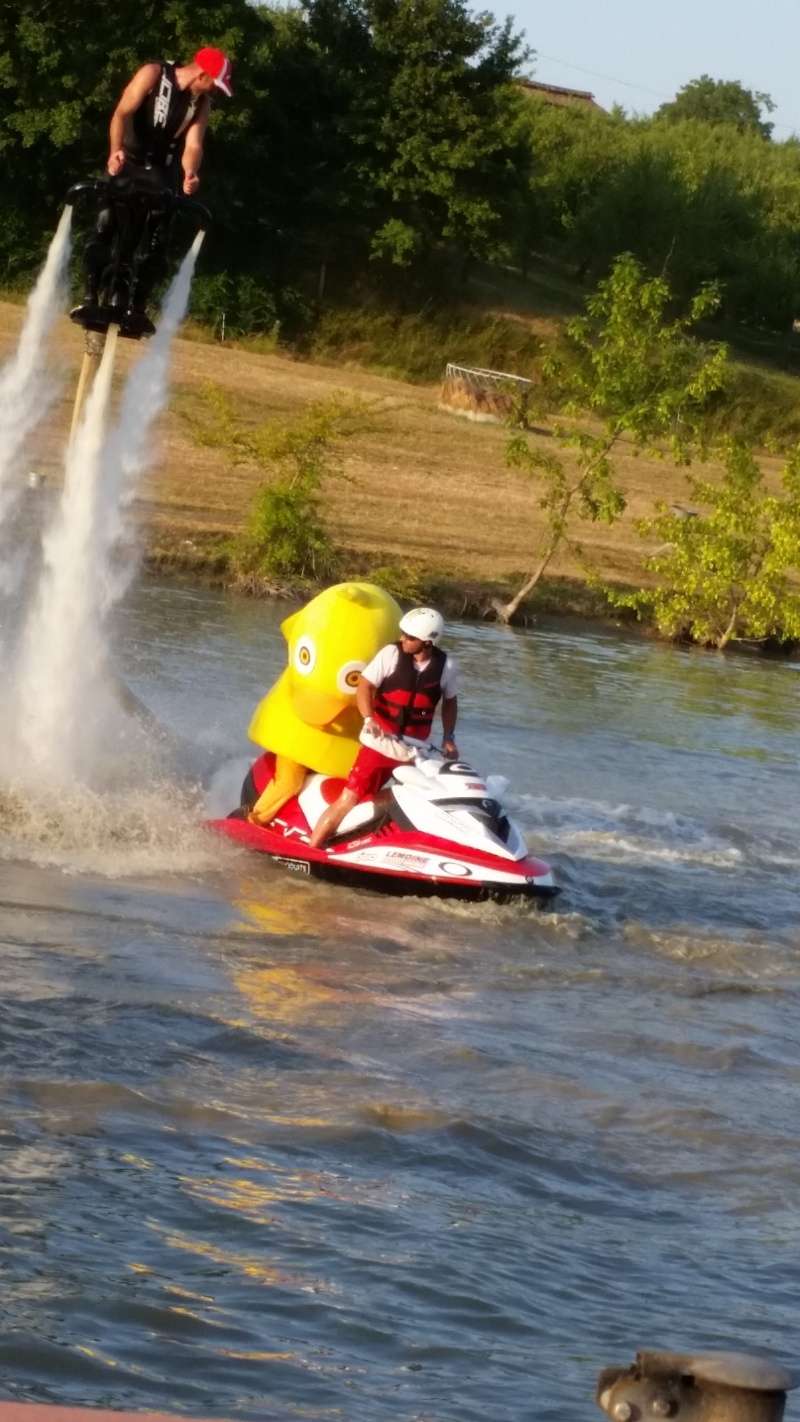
(439, 361, 533, 424)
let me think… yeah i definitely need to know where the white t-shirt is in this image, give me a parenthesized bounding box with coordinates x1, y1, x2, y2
(361, 643, 458, 699)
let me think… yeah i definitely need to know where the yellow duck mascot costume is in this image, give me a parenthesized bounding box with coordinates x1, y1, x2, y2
(247, 581, 401, 825)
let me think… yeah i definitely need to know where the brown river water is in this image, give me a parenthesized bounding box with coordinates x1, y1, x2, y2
(1, 579, 798, 1422)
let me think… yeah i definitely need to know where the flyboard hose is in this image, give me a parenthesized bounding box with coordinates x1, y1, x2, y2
(69, 328, 108, 447)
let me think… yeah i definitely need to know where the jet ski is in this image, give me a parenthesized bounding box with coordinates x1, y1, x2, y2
(209, 745, 559, 903)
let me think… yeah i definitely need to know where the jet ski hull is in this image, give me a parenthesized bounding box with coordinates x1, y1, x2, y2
(209, 812, 559, 904)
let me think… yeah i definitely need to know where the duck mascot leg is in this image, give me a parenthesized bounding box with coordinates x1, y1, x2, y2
(246, 582, 401, 826)
(248, 756, 307, 825)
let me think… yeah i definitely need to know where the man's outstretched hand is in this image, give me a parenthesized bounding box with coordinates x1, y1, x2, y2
(183, 171, 200, 195)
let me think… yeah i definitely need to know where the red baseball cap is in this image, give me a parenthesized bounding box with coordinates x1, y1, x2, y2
(194, 47, 233, 96)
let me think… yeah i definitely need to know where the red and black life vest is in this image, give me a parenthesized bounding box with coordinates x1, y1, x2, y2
(126, 62, 202, 170)
(372, 644, 447, 740)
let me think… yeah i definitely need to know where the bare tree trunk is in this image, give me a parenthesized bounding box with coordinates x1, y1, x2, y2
(717, 604, 740, 650)
(492, 528, 562, 624)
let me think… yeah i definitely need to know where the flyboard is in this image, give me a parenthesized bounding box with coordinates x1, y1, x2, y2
(65, 173, 210, 434)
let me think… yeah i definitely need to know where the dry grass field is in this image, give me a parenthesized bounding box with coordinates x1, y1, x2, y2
(0, 299, 785, 605)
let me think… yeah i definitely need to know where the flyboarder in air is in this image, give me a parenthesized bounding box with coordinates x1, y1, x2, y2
(70, 48, 231, 337)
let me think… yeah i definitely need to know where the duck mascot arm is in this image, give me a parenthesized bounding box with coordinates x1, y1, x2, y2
(247, 582, 401, 826)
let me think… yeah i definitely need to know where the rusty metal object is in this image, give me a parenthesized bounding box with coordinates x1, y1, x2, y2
(598, 1350, 798, 1422)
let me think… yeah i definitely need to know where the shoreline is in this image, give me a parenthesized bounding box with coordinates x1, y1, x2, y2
(141, 538, 800, 662)
(142, 531, 628, 625)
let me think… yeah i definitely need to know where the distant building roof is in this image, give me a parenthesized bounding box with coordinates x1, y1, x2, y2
(516, 78, 605, 113)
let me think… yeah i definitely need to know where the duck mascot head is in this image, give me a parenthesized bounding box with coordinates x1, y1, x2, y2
(248, 581, 402, 778)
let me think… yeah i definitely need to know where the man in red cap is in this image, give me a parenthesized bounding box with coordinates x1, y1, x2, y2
(72, 49, 232, 334)
(105, 49, 233, 197)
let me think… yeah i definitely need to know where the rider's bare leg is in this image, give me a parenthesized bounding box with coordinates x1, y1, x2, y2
(308, 788, 359, 849)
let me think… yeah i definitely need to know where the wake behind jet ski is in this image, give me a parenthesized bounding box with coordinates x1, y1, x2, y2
(211, 744, 559, 904)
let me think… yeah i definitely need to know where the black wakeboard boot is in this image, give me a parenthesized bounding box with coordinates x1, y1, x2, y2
(69, 285, 111, 333)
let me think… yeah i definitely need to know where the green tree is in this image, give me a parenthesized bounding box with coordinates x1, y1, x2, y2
(301, 0, 531, 288)
(609, 441, 800, 648)
(657, 75, 775, 139)
(520, 99, 800, 328)
(495, 255, 728, 623)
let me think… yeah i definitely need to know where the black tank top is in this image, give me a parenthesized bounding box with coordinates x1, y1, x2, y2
(125, 61, 200, 169)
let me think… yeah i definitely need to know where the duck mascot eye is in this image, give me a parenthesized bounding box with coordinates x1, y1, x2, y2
(294, 636, 316, 676)
(336, 659, 366, 694)
(247, 584, 402, 812)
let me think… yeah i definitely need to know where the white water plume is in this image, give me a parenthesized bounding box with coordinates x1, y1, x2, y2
(101, 229, 205, 606)
(4, 234, 204, 793)
(0, 206, 72, 565)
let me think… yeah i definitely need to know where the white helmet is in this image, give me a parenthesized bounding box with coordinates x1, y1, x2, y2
(398, 607, 445, 644)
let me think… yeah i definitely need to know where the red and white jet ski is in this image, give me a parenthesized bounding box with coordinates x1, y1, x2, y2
(209, 746, 558, 904)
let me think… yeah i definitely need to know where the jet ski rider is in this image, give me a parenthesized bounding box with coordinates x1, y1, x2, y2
(308, 607, 459, 849)
(71, 48, 232, 333)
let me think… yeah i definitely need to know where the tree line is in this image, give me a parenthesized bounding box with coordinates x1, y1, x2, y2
(2, 2, 799, 337)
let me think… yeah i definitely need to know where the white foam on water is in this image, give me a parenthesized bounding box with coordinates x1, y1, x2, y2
(515, 793, 745, 870)
(0, 206, 72, 591)
(0, 779, 234, 878)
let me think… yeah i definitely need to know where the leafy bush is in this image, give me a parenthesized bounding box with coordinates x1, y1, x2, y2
(367, 560, 431, 604)
(607, 441, 800, 647)
(189, 272, 279, 340)
(238, 478, 337, 581)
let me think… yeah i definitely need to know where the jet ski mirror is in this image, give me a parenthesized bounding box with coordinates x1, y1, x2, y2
(598, 1351, 798, 1422)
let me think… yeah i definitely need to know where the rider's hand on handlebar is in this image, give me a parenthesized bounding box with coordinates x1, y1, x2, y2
(183, 171, 200, 196)
(442, 737, 458, 759)
(107, 150, 126, 176)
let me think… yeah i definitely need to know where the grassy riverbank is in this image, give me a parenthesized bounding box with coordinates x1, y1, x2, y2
(1, 295, 797, 629)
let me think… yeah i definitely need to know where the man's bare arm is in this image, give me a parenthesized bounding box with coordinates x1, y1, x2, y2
(181, 100, 210, 194)
(441, 695, 458, 752)
(356, 675, 377, 721)
(108, 63, 161, 173)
